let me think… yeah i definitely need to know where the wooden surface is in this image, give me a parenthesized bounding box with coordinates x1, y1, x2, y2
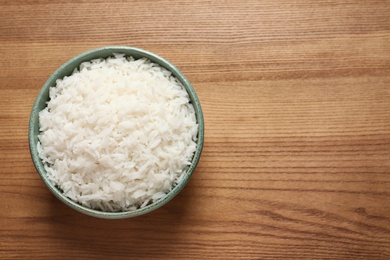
(1, 0, 390, 259)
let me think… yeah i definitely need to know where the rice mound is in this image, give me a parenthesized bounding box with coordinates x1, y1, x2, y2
(38, 54, 198, 212)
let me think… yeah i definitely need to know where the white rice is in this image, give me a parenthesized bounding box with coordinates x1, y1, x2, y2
(38, 54, 198, 212)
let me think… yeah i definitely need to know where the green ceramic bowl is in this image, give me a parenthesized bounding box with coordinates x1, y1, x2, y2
(28, 46, 204, 219)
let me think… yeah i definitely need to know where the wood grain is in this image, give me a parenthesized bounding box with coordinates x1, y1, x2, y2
(1, 0, 390, 259)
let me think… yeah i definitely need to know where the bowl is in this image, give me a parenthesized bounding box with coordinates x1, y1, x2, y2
(28, 46, 204, 219)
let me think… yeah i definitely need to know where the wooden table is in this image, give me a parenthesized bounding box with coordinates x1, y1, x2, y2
(1, 1, 390, 259)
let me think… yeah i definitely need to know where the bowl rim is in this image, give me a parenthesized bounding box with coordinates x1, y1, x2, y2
(28, 46, 204, 219)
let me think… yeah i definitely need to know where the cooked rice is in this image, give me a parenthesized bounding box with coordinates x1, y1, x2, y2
(38, 54, 198, 211)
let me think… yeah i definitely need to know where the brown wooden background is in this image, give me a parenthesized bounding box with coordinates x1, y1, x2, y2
(1, 0, 390, 259)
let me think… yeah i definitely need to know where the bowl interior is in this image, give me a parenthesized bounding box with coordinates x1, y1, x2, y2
(29, 46, 204, 219)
